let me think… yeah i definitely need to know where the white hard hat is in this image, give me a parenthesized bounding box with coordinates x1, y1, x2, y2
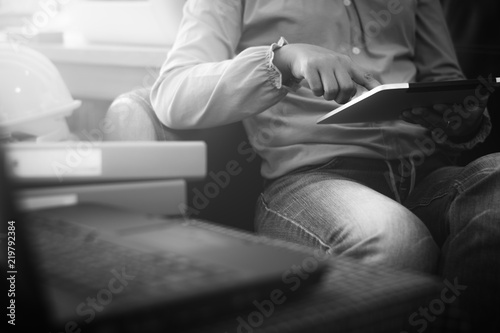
(0, 43, 81, 142)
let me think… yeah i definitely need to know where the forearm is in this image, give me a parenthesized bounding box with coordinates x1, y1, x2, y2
(151, 45, 288, 129)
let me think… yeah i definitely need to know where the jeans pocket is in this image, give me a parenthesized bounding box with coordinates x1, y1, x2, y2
(294, 157, 342, 174)
(263, 157, 342, 189)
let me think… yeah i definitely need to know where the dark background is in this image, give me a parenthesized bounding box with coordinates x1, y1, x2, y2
(440, 0, 500, 164)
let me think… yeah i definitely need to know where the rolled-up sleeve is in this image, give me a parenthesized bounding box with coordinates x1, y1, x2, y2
(150, 0, 288, 129)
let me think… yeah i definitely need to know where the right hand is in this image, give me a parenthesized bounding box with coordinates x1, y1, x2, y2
(273, 43, 380, 103)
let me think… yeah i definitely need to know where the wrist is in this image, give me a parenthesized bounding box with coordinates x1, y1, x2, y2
(272, 46, 293, 83)
(448, 114, 484, 143)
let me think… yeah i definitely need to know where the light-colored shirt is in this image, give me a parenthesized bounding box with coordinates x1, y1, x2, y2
(151, 0, 477, 179)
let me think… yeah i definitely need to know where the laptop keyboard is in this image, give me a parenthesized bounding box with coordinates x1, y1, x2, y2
(25, 215, 239, 298)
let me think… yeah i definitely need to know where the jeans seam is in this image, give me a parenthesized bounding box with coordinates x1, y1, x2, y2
(259, 195, 333, 251)
(297, 157, 341, 174)
(453, 168, 496, 194)
(406, 191, 450, 210)
(407, 168, 495, 209)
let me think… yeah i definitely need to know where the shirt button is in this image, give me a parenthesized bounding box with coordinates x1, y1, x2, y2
(344, 0, 352, 6)
(352, 47, 361, 55)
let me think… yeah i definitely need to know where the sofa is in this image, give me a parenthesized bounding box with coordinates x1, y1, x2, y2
(104, 87, 263, 231)
(103, 1, 499, 232)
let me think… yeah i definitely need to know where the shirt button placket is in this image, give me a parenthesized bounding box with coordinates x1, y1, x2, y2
(343, 0, 362, 55)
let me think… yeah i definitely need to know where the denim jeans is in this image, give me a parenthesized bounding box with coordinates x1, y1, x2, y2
(255, 152, 500, 330)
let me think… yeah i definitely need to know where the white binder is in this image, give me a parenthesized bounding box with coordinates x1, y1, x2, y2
(5, 141, 206, 184)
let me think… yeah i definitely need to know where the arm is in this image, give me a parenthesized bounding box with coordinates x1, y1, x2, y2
(413, 0, 464, 82)
(151, 0, 379, 130)
(150, 0, 287, 129)
(402, 0, 491, 147)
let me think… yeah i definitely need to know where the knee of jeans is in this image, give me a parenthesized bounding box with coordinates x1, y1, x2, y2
(447, 153, 500, 240)
(255, 194, 439, 274)
(469, 152, 500, 168)
(459, 152, 500, 186)
(334, 206, 440, 273)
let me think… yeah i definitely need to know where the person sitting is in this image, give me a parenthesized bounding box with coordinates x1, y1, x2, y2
(150, 1, 500, 330)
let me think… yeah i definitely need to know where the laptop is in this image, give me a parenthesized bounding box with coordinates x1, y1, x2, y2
(0, 147, 327, 332)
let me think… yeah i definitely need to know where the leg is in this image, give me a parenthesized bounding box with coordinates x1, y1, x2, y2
(255, 162, 439, 273)
(406, 153, 500, 331)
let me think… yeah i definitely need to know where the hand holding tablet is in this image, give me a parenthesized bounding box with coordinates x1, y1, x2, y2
(400, 94, 489, 138)
(317, 77, 500, 125)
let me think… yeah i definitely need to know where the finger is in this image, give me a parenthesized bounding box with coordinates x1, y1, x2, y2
(401, 111, 428, 127)
(352, 83, 368, 99)
(401, 109, 433, 126)
(402, 111, 438, 129)
(432, 104, 449, 113)
(334, 68, 356, 104)
(318, 69, 340, 101)
(349, 66, 381, 90)
(404, 109, 454, 131)
(416, 110, 444, 128)
(304, 69, 324, 97)
(410, 107, 428, 116)
(401, 110, 419, 124)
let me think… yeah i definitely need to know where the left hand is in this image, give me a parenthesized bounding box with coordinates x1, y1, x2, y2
(400, 94, 489, 139)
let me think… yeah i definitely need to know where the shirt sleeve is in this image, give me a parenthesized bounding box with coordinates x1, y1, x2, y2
(413, 0, 492, 149)
(150, 0, 288, 129)
(413, 0, 464, 82)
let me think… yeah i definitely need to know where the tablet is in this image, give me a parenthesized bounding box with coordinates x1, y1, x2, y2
(317, 77, 500, 124)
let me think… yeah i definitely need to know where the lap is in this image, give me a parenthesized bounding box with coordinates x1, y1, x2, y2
(255, 163, 438, 272)
(255, 153, 500, 329)
(405, 152, 500, 330)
